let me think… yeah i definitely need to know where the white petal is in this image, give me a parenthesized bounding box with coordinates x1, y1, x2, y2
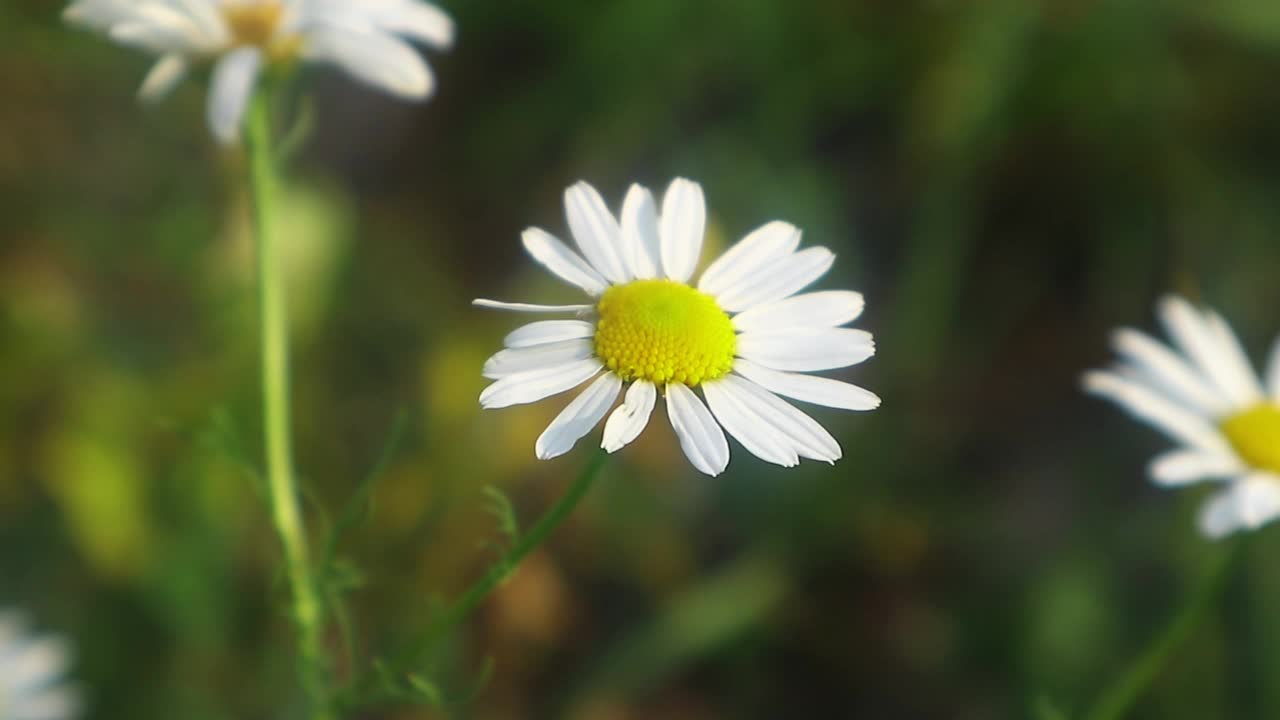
(1111, 328, 1228, 417)
(1148, 449, 1242, 487)
(665, 383, 729, 476)
(521, 227, 610, 296)
(137, 53, 189, 102)
(715, 246, 836, 313)
(1268, 335, 1280, 402)
(732, 291, 865, 333)
(697, 221, 801, 296)
(107, 3, 209, 52)
(536, 373, 622, 459)
(5, 638, 71, 693)
(1082, 370, 1231, 454)
(1158, 296, 1259, 408)
(206, 47, 262, 145)
(478, 359, 602, 409)
(7, 687, 82, 720)
(472, 299, 592, 313)
(482, 339, 594, 379)
(659, 178, 706, 283)
(732, 359, 880, 411)
(717, 375, 841, 463)
(601, 380, 657, 452)
(1198, 475, 1280, 539)
(373, 0, 455, 47)
(618, 184, 661, 279)
(564, 182, 627, 283)
(303, 28, 433, 99)
(702, 380, 798, 467)
(503, 320, 594, 349)
(737, 328, 875, 372)
(1205, 309, 1265, 401)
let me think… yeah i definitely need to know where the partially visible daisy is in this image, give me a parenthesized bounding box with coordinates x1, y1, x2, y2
(1084, 295, 1280, 538)
(476, 178, 880, 476)
(63, 0, 454, 143)
(0, 610, 81, 720)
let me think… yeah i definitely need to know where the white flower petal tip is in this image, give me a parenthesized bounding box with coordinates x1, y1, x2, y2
(666, 383, 730, 476)
(1147, 450, 1240, 487)
(659, 178, 706, 283)
(601, 380, 657, 453)
(473, 299, 593, 314)
(0, 609, 81, 720)
(207, 47, 263, 145)
(536, 374, 621, 460)
(1198, 476, 1280, 539)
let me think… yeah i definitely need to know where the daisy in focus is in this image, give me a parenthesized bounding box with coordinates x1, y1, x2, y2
(1084, 295, 1280, 538)
(63, 0, 454, 143)
(476, 178, 880, 476)
(0, 611, 81, 720)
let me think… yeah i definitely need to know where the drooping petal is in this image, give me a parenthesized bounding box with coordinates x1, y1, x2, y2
(137, 53, 189, 102)
(732, 291, 865, 333)
(702, 380, 798, 467)
(303, 28, 434, 99)
(716, 375, 841, 463)
(714, 246, 835, 313)
(732, 359, 880, 411)
(659, 178, 706, 283)
(472, 299, 592, 313)
(206, 47, 263, 145)
(536, 373, 622, 459)
(1148, 449, 1242, 487)
(564, 182, 628, 283)
(601, 380, 657, 453)
(618, 184, 661, 279)
(479, 359, 601, 409)
(1111, 328, 1228, 418)
(1198, 474, 1280, 539)
(736, 328, 875, 372)
(1082, 370, 1232, 454)
(482, 339, 595, 379)
(697, 221, 801, 296)
(665, 383, 729, 476)
(521, 227, 609, 296)
(503, 320, 594, 349)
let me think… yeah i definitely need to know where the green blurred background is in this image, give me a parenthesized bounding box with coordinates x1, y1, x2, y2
(5, 0, 1280, 717)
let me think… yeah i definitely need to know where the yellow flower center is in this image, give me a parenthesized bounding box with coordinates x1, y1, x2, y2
(1221, 404, 1280, 475)
(221, 1, 301, 59)
(593, 279, 736, 386)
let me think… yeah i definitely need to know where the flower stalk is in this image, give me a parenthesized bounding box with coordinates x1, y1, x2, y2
(1083, 541, 1242, 720)
(244, 80, 332, 720)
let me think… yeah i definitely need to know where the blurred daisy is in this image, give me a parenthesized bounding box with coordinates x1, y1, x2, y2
(0, 611, 81, 720)
(63, 0, 454, 143)
(476, 178, 880, 476)
(1085, 295, 1280, 538)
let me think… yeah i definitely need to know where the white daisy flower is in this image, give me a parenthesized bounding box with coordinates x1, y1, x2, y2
(63, 0, 454, 144)
(1084, 295, 1280, 538)
(0, 611, 81, 720)
(476, 178, 880, 477)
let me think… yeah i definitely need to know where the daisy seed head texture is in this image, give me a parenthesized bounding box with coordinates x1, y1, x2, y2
(1084, 295, 1280, 538)
(0, 611, 81, 720)
(63, 0, 454, 143)
(476, 178, 881, 476)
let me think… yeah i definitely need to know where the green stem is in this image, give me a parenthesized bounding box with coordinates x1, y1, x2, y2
(245, 84, 332, 719)
(1083, 542, 1241, 720)
(399, 450, 610, 667)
